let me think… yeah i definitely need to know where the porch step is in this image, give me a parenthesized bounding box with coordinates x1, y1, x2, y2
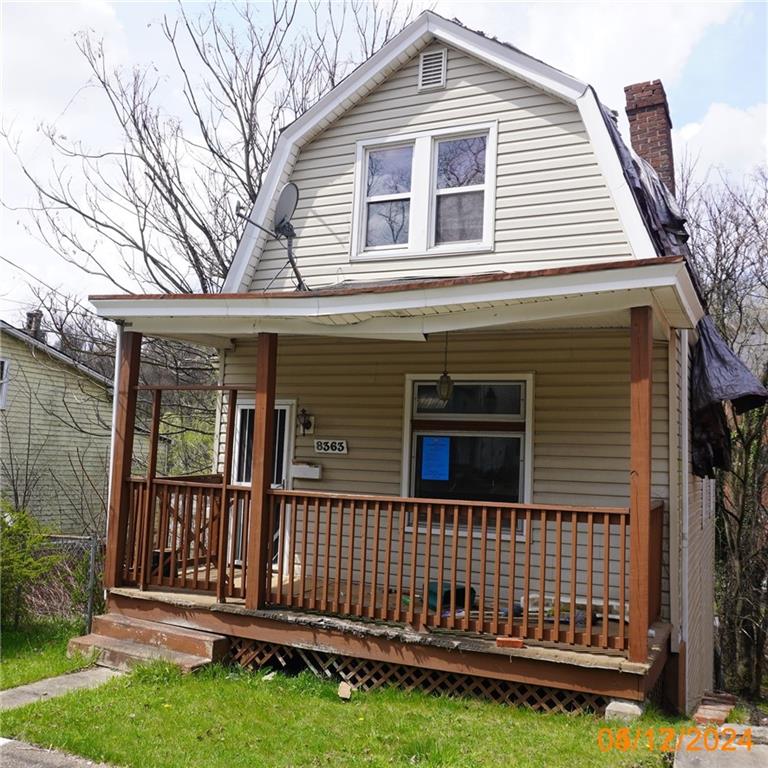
(68, 633, 212, 673)
(91, 614, 229, 660)
(67, 614, 230, 673)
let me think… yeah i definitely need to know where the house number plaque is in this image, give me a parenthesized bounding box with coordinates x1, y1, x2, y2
(314, 439, 348, 455)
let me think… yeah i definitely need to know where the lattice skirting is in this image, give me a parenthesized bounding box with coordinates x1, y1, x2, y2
(225, 638, 608, 714)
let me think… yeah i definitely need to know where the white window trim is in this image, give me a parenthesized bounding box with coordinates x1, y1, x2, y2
(231, 397, 296, 489)
(350, 121, 498, 262)
(0, 359, 9, 410)
(400, 373, 534, 506)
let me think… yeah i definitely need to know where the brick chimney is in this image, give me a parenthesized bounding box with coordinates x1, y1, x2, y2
(624, 80, 675, 194)
(24, 310, 45, 342)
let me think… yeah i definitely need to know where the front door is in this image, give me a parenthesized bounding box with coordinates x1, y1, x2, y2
(231, 400, 295, 563)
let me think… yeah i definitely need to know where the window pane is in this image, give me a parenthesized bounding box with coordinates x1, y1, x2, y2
(435, 191, 484, 243)
(416, 382, 523, 418)
(367, 145, 413, 196)
(414, 434, 522, 503)
(437, 136, 486, 188)
(366, 200, 410, 246)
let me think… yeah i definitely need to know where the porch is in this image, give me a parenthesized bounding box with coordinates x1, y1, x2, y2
(105, 306, 665, 672)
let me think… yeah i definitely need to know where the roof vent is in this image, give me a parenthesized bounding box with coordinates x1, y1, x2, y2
(419, 49, 447, 91)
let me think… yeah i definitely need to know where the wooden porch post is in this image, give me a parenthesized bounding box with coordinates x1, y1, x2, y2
(104, 329, 142, 589)
(629, 306, 653, 662)
(244, 333, 278, 610)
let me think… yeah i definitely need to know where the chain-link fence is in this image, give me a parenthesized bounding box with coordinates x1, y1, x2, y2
(12, 534, 104, 633)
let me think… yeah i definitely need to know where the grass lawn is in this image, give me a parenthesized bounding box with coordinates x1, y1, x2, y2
(1, 662, 687, 768)
(0, 619, 91, 690)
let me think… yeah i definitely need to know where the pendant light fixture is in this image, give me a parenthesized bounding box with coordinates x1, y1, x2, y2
(436, 331, 454, 402)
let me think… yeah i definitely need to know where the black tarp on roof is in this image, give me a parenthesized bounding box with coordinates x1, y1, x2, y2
(597, 96, 690, 260)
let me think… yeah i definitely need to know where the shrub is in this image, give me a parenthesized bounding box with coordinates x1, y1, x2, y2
(0, 501, 61, 625)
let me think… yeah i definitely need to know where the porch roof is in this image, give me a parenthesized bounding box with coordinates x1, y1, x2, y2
(90, 256, 703, 345)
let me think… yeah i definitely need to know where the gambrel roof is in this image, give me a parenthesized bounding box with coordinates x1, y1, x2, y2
(223, 10, 689, 293)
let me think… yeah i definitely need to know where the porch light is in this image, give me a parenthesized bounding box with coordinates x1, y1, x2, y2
(437, 332, 453, 402)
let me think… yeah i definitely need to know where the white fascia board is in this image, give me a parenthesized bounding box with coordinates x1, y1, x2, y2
(576, 89, 658, 261)
(93, 261, 695, 325)
(222, 12, 588, 294)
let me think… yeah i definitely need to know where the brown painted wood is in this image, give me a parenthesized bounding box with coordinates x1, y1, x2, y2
(108, 593, 656, 701)
(436, 505, 446, 629)
(138, 388, 161, 590)
(244, 333, 278, 610)
(508, 509, 517, 637)
(522, 509, 532, 639)
(370, 501, 381, 620)
(492, 508, 502, 636)
(379, 501, 393, 621)
(449, 506, 459, 630)
(629, 306, 653, 661)
(569, 512, 577, 644)
(602, 512, 610, 648)
(344, 498, 354, 614)
(104, 330, 142, 589)
(411, 420, 525, 433)
(421, 503, 433, 629)
(619, 513, 627, 651)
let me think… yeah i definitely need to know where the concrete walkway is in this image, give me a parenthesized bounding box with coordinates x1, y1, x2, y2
(0, 739, 111, 768)
(0, 667, 121, 711)
(674, 725, 768, 767)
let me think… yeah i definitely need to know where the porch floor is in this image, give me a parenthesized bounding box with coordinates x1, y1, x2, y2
(109, 586, 668, 674)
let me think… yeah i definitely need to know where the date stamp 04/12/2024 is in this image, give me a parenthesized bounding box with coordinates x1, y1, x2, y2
(597, 726, 754, 753)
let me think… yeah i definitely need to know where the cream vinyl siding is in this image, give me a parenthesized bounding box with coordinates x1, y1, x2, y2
(221, 330, 668, 506)
(248, 43, 633, 291)
(220, 329, 670, 611)
(0, 331, 112, 534)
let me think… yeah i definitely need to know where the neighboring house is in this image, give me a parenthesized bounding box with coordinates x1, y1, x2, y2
(0, 313, 113, 534)
(85, 13, 765, 715)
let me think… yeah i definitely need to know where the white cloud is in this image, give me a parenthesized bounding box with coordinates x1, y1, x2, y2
(673, 102, 768, 181)
(435, 1, 736, 113)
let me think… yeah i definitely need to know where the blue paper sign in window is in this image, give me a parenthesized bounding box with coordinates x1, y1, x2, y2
(421, 436, 450, 481)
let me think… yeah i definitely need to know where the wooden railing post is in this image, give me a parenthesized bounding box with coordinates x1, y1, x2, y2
(245, 333, 277, 609)
(104, 329, 142, 589)
(139, 388, 161, 589)
(629, 306, 653, 662)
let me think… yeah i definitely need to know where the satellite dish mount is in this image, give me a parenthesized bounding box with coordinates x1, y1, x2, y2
(272, 183, 306, 291)
(236, 182, 308, 291)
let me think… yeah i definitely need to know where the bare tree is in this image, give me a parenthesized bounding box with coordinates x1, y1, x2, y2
(3, 0, 416, 295)
(679, 160, 768, 697)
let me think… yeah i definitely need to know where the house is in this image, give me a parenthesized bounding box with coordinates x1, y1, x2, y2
(80, 12, 765, 715)
(0, 312, 113, 534)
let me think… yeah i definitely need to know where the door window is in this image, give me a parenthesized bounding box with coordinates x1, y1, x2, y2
(233, 403, 291, 487)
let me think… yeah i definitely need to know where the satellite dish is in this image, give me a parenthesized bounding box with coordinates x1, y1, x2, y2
(273, 182, 299, 232)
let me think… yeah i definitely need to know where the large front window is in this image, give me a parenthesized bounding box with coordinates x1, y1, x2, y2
(353, 123, 497, 259)
(409, 379, 527, 506)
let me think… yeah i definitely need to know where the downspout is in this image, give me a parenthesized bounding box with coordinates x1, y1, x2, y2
(680, 328, 690, 708)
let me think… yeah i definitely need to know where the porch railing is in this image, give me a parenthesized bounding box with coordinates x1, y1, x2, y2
(122, 476, 250, 601)
(264, 490, 664, 652)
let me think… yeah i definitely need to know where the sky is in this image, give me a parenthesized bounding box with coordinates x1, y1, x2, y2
(1, 0, 766, 324)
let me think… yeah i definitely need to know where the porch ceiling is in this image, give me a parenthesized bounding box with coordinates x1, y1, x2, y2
(90, 257, 702, 345)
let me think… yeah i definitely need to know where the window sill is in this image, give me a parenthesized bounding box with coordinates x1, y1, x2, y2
(350, 242, 495, 263)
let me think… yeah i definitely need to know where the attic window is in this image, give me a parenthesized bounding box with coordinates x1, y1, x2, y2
(418, 49, 447, 91)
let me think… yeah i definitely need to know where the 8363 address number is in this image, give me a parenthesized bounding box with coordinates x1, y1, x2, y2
(314, 439, 348, 454)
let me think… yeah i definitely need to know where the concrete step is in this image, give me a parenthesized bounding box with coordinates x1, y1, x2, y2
(91, 614, 229, 661)
(68, 634, 211, 673)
